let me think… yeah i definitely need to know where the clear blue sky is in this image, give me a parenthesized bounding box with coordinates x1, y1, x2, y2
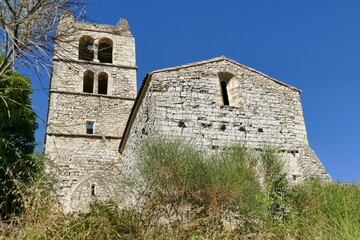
(31, 0, 360, 182)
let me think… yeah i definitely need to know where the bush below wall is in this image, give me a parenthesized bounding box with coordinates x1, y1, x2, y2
(2, 140, 360, 239)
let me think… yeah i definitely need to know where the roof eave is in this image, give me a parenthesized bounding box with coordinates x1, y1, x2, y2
(118, 72, 152, 154)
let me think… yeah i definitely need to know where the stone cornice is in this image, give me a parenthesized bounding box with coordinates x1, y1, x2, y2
(49, 90, 136, 101)
(46, 132, 122, 140)
(53, 58, 137, 70)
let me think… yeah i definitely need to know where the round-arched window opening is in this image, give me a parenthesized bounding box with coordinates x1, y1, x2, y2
(98, 38, 113, 63)
(83, 70, 94, 93)
(98, 72, 108, 95)
(218, 72, 235, 106)
(79, 36, 94, 61)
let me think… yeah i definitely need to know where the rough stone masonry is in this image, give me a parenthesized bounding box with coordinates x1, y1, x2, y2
(45, 14, 331, 212)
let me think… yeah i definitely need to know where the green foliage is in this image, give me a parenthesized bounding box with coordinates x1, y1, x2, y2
(0, 67, 38, 218)
(138, 139, 273, 233)
(46, 202, 141, 240)
(205, 146, 264, 218)
(272, 181, 360, 239)
(260, 148, 290, 219)
(4, 139, 360, 239)
(8, 180, 360, 239)
(139, 139, 206, 204)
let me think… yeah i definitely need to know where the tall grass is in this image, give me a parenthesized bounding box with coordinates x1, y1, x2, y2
(272, 181, 360, 239)
(137, 139, 284, 235)
(2, 139, 360, 239)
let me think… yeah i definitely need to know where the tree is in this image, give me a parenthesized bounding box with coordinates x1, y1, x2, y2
(0, 64, 38, 218)
(0, 0, 86, 78)
(0, 0, 86, 218)
(0, 0, 87, 218)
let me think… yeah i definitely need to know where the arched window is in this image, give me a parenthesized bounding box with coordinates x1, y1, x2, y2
(220, 80, 230, 106)
(98, 38, 113, 63)
(218, 72, 235, 106)
(98, 72, 108, 95)
(83, 70, 94, 93)
(78, 36, 94, 61)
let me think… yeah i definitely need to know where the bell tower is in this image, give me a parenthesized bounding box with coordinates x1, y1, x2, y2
(45, 13, 136, 212)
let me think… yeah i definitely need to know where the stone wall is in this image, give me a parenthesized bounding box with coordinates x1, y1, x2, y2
(152, 61, 306, 149)
(47, 93, 134, 136)
(121, 57, 330, 183)
(53, 29, 136, 67)
(45, 14, 136, 212)
(54, 14, 136, 67)
(45, 136, 122, 211)
(51, 61, 136, 97)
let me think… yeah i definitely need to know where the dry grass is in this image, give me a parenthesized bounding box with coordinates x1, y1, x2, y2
(2, 140, 360, 239)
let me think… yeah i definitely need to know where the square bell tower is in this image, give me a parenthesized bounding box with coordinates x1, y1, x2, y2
(45, 12, 136, 212)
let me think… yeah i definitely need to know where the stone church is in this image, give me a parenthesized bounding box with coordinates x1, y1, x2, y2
(45, 13, 330, 212)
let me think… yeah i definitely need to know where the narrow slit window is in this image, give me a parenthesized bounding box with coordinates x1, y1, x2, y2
(220, 80, 230, 106)
(91, 184, 96, 196)
(86, 121, 94, 134)
(98, 72, 108, 95)
(83, 71, 94, 93)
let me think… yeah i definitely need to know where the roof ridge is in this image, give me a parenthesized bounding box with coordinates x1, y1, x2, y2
(148, 56, 300, 92)
(151, 56, 228, 74)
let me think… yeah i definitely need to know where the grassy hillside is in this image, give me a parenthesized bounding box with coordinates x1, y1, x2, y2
(2, 140, 360, 239)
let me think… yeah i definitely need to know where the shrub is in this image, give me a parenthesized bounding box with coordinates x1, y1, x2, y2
(0, 69, 38, 219)
(137, 139, 280, 234)
(272, 181, 360, 239)
(6, 139, 360, 239)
